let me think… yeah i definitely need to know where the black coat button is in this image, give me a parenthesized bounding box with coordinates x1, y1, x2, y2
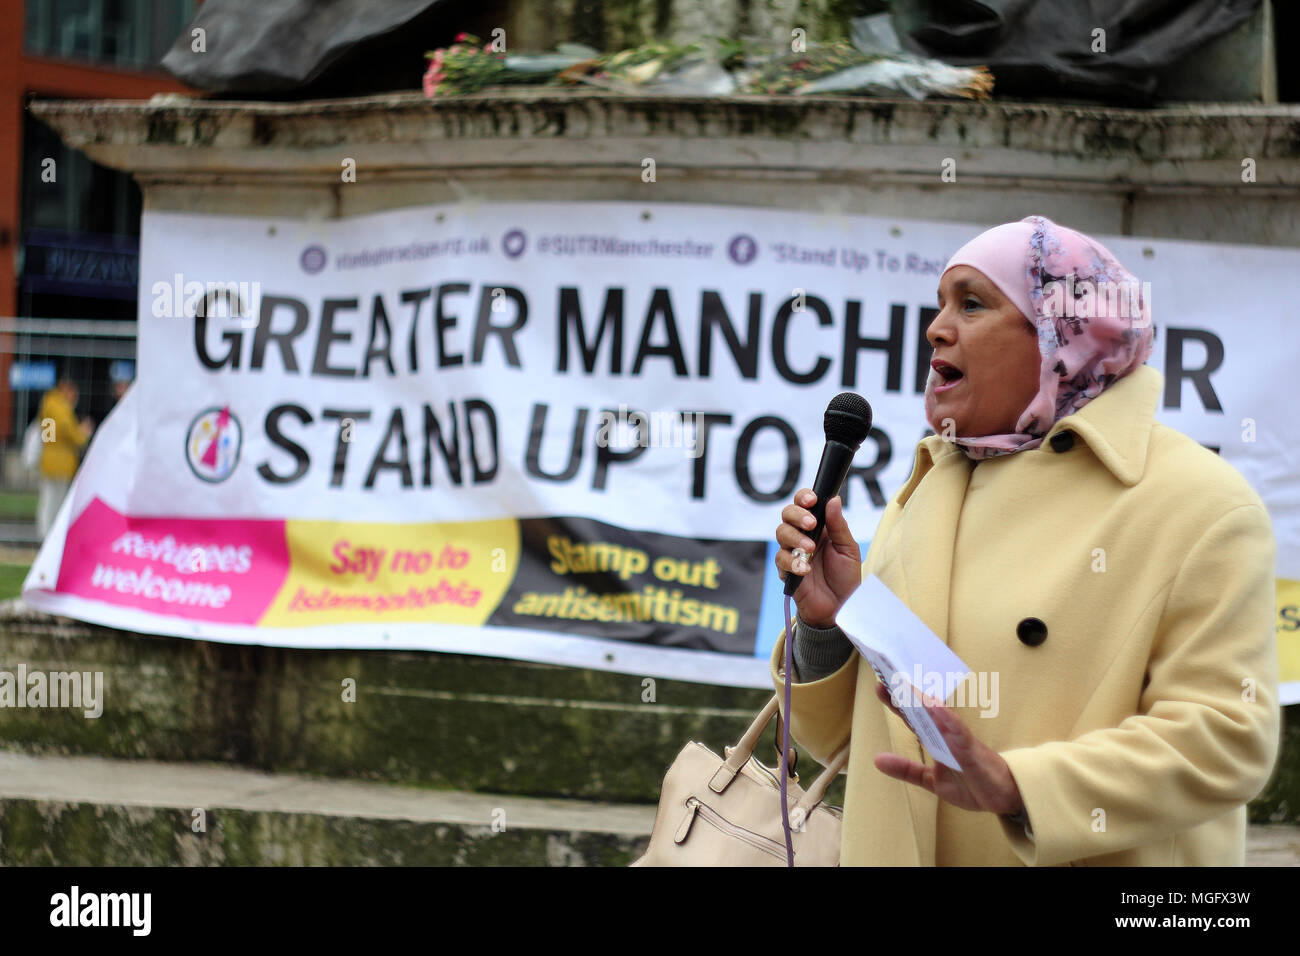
(1049, 431, 1074, 453)
(1017, 617, 1048, 646)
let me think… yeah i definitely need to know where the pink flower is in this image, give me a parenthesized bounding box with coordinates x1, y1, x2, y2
(422, 62, 445, 96)
(455, 32, 470, 42)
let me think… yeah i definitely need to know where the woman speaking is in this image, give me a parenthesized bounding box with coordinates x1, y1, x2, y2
(773, 215, 1280, 866)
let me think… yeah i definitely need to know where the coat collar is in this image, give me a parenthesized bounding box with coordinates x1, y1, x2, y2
(1046, 363, 1163, 486)
(898, 363, 1164, 502)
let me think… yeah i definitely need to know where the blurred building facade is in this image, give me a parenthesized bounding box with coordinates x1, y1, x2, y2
(0, 0, 194, 443)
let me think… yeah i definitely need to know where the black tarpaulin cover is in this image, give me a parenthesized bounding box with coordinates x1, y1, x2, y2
(161, 0, 455, 97)
(890, 0, 1262, 102)
(161, 0, 1261, 102)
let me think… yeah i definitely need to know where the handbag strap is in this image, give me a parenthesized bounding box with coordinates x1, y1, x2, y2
(795, 739, 850, 814)
(780, 598, 797, 864)
(773, 709, 798, 776)
(708, 691, 850, 811)
(779, 595, 850, 861)
(708, 695, 780, 793)
(708, 598, 851, 867)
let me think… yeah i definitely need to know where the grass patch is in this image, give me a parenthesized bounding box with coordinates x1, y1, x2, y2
(0, 564, 31, 600)
(0, 491, 36, 520)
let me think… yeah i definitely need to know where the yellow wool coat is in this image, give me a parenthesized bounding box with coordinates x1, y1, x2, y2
(772, 364, 1280, 866)
(37, 388, 89, 481)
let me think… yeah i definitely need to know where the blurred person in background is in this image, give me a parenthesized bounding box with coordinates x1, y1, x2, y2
(36, 377, 94, 538)
(111, 372, 132, 407)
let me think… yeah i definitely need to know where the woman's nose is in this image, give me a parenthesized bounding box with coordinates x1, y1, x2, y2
(926, 307, 957, 347)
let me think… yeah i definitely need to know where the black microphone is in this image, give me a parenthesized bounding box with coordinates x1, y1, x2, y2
(783, 392, 873, 597)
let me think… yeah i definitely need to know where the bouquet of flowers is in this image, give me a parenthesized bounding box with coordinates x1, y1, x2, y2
(423, 33, 594, 96)
(422, 34, 990, 102)
(742, 41, 992, 100)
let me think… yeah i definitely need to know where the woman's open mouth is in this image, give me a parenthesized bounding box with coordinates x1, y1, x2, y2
(931, 359, 965, 394)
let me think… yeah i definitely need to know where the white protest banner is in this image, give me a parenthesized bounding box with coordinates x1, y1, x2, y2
(21, 201, 1300, 699)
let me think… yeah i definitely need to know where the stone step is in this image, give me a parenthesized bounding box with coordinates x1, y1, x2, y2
(1, 751, 1295, 866)
(0, 750, 655, 866)
(0, 523, 39, 547)
(0, 600, 789, 804)
(1247, 824, 1300, 866)
(1, 600, 1296, 824)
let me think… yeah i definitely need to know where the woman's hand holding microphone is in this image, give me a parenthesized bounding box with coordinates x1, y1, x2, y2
(774, 488, 863, 629)
(775, 490, 1026, 819)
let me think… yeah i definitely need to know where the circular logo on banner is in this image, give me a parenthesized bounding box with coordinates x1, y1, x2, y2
(185, 407, 242, 483)
(300, 244, 327, 274)
(727, 234, 758, 265)
(502, 229, 527, 259)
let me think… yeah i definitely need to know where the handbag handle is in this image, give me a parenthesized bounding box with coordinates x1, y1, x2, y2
(794, 738, 850, 818)
(708, 696, 781, 792)
(708, 694, 850, 814)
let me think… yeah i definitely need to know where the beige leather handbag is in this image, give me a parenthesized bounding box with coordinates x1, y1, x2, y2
(632, 694, 849, 866)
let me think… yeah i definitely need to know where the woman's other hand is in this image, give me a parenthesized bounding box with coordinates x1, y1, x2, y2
(872, 681, 1024, 817)
(774, 489, 862, 629)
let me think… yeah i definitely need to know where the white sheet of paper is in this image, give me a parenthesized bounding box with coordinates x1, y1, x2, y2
(837, 574, 973, 771)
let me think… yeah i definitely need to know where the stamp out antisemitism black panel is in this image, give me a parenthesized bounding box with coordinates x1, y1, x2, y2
(487, 516, 766, 654)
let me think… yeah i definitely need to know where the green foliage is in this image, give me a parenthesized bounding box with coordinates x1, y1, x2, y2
(0, 564, 29, 601)
(0, 491, 37, 520)
(743, 41, 888, 94)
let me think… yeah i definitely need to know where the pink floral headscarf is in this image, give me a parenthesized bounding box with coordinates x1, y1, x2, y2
(926, 215, 1155, 460)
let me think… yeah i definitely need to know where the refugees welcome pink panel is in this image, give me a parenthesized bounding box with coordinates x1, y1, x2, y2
(55, 498, 290, 623)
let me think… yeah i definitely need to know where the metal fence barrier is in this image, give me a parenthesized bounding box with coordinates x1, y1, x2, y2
(0, 317, 137, 545)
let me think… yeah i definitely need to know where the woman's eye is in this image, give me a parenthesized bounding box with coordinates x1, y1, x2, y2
(963, 297, 981, 311)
